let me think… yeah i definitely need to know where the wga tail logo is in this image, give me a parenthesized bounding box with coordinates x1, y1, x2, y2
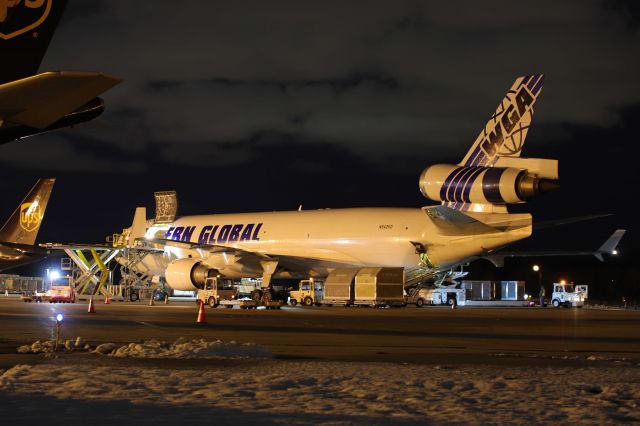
(0, 0, 52, 40)
(20, 202, 42, 232)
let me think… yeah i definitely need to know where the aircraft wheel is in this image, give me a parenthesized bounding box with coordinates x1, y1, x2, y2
(262, 290, 273, 303)
(250, 290, 263, 302)
(130, 292, 139, 302)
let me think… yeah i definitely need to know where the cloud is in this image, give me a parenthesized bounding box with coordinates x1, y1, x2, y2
(15, 0, 636, 172)
(0, 133, 147, 173)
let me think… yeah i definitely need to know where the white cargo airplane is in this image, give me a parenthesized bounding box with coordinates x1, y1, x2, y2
(115, 75, 608, 300)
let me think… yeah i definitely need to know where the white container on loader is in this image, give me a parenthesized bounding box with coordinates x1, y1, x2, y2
(353, 267, 405, 307)
(322, 269, 358, 306)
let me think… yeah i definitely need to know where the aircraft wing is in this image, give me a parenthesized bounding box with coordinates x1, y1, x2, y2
(424, 205, 507, 236)
(0, 71, 121, 129)
(533, 214, 612, 231)
(144, 238, 277, 260)
(483, 229, 626, 266)
(39, 242, 116, 250)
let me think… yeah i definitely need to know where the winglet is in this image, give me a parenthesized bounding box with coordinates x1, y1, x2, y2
(594, 229, 625, 261)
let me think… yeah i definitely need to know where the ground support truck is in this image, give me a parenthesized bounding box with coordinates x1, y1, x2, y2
(289, 279, 323, 306)
(551, 283, 588, 308)
(197, 276, 238, 308)
(20, 291, 48, 303)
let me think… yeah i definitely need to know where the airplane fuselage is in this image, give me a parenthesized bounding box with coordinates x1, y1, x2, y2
(137, 207, 531, 279)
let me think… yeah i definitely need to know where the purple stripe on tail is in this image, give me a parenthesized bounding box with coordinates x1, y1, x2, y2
(448, 167, 476, 201)
(532, 74, 545, 95)
(527, 74, 542, 90)
(462, 167, 486, 202)
(465, 146, 482, 166)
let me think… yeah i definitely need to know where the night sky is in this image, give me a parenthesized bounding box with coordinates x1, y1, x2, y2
(1, 1, 638, 300)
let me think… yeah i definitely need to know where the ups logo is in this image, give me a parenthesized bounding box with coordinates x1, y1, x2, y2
(0, 0, 52, 40)
(20, 201, 42, 232)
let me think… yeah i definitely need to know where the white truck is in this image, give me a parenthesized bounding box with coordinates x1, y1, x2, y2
(196, 276, 237, 308)
(405, 285, 465, 307)
(551, 283, 588, 308)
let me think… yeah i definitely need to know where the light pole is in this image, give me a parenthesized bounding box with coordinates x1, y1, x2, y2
(54, 313, 63, 351)
(533, 265, 543, 306)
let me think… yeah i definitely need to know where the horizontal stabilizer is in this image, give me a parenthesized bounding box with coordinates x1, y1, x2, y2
(533, 214, 612, 231)
(594, 229, 625, 261)
(424, 205, 499, 236)
(0, 71, 121, 128)
(492, 229, 626, 262)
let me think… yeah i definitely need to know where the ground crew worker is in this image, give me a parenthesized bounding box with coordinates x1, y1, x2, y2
(539, 286, 546, 307)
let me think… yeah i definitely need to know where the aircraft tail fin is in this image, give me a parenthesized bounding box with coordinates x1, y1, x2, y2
(594, 229, 626, 261)
(0, 177, 55, 245)
(459, 74, 544, 167)
(130, 207, 148, 243)
(0, 0, 69, 85)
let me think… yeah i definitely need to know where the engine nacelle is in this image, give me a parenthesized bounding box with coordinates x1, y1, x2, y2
(419, 164, 558, 205)
(165, 258, 218, 291)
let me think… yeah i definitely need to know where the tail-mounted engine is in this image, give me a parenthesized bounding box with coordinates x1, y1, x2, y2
(165, 258, 218, 291)
(419, 157, 559, 205)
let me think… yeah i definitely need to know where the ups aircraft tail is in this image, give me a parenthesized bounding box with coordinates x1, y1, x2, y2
(0, 0, 121, 144)
(419, 74, 558, 213)
(0, 177, 55, 245)
(0, 0, 69, 85)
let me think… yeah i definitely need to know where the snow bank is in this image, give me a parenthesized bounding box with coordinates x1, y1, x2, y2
(108, 338, 271, 359)
(16, 338, 271, 360)
(0, 361, 638, 424)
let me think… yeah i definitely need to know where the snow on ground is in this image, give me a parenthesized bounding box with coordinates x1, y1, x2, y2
(1, 357, 639, 425)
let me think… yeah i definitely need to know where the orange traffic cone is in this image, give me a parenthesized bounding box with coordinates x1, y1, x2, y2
(196, 300, 207, 324)
(164, 293, 169, 304)
(88, 296, 96, 313)
(105, 294, 110, 304)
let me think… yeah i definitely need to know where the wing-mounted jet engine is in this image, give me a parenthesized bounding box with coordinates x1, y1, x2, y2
(165, 258, 219, 291)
